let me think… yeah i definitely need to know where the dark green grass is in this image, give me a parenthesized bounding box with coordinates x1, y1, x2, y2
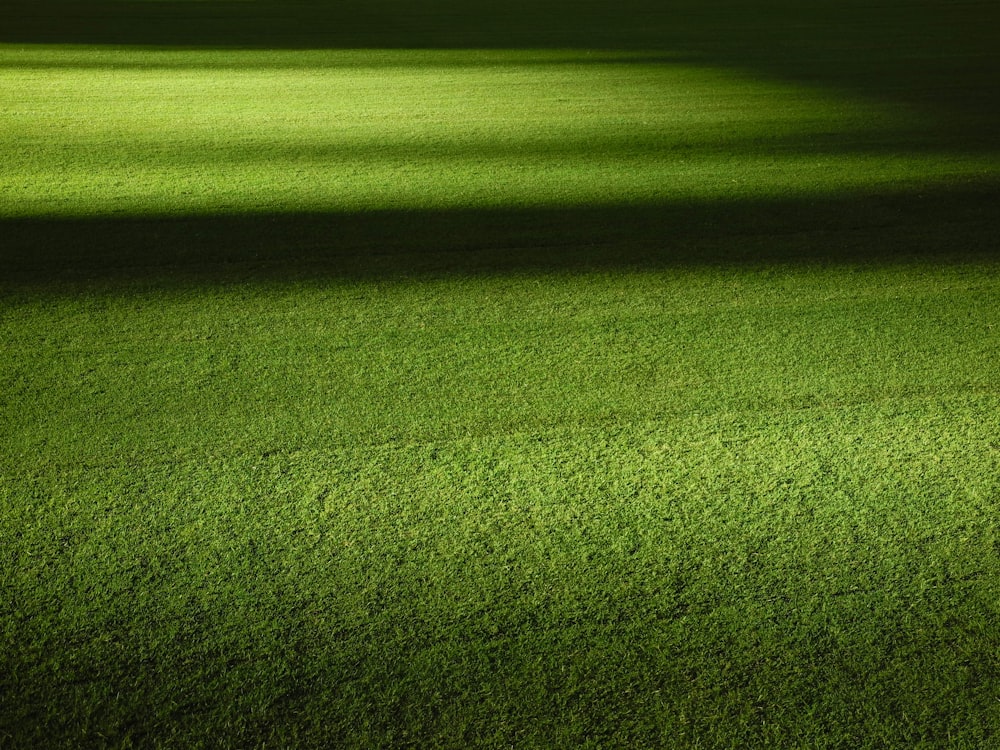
(3, 0, 1000, 747)
(5, 409, 1000, 748)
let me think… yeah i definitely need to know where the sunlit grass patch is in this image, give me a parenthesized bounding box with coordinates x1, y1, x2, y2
(2, 46, 995, 218)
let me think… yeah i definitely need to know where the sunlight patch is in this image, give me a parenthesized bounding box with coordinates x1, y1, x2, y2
(0, 46, 994, 217)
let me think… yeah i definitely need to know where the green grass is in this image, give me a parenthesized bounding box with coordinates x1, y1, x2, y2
(2, 0, 1000, 747)
(4, 262, 1000, 747)
(1, 46, 995, 218)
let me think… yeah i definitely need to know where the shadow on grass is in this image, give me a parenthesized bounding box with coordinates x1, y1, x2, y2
(3, 0, 999, 142)
(3, 182, 999, 288)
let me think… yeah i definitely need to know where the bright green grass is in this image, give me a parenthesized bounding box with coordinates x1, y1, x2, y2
(1, 46, 995, 218)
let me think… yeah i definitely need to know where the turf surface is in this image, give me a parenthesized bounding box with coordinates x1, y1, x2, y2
(1, 45, 995, 218)
(2, 1, 1000, 747)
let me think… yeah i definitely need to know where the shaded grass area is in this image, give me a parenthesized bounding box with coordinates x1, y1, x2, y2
(2, 0, 998, 149)
(3, 184, 999, 284)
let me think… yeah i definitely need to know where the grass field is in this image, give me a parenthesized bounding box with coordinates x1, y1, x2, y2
(2, 1, 1000, 747)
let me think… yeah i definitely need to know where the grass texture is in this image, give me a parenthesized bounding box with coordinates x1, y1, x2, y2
(2, 0, 1000, 747)
(4, 262, 1000, 748)
(0, 46, 995, 218)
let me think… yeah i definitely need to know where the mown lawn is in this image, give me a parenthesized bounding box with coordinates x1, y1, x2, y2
(2, 1, 999, 747)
